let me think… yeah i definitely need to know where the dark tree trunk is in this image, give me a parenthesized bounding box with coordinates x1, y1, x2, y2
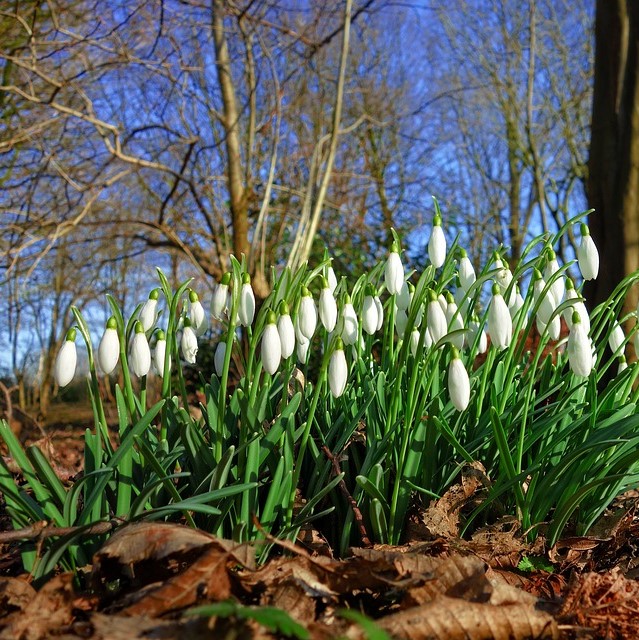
(586, 0, 639, 315)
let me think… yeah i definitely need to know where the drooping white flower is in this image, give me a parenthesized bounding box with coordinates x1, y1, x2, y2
(494, 254, 516, 307)
(153, 330, 170, 377)
(327, 265, 338, 293)
(448, 347, 470, 411)
(188, 289, 209, 336)
(445, 292, 465, 349)
(454, 284, 470, 319)
(395, 307, 408, 337)
(458, 248, 476, 291)
(130, 321, 152, 376)
(609, 321, 625, 355)
(214, 341, 226, 376)
(298, 287, 317, 340)
(428, 214, 446, 268)
(532, 269, 557, 326)
(362, 286, 378, 335)
(427, 289, 447, 346)
(488, 283, 512, 350)
(509, 286, 525, 320)
(544, 249, 565, 307)
(374, 295, 384, 331)
(238, 273, 256, 327)
(97, 317, 120, 375)
(54, 328, 77, 388)
(340, 295, 359, 345)
(537, 314, 561, 341)
(296, 335, 310, 363)
(139, 289, 160, 332)
(328, 338, 348, 398)
(568, 311, 593, 377)
(577, 223, 599, 281)
(438, 293, 448, 314)
(180, 320, 198, 364)
(563, 279, 590, 334)
(277, 301, 296, 359)
(385, 242, 404, 295)
(396, 281, 411, 311)
(618, 355, 628, 375)
(410, 329, 421, 357)
(319, 277, 338, 332)
(210, 273, 231, 320)
(261, 311, 281, 375)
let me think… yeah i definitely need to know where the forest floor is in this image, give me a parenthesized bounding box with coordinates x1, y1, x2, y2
(1, 404, 639, 639)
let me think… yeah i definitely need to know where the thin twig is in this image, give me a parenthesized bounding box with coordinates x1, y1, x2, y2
(321, 445, 372, 548)
(0, 519, 122, 544)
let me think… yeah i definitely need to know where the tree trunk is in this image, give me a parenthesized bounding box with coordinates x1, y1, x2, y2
(586, 0, 639, 314)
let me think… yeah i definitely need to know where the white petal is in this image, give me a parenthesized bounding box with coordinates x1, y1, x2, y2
(153, 340, 170, 377)
(341, 303, 359, 345)
(210, 284, 228, 320)
(427, 300, 447, 345)
(328, 349, 348, 397)
(278, 314, 296, 359)
(98, 328, 120, 374)
(298, 296, 317, 340)
(428, 226, 446, 268)
(362, 295, 378, 335)
(261, 324, 281, 374)
(190, 300, 209, 336)
(459, 256, 476, 290)
(577, 235, 599, 280)
(568, 323, 593, 377)
(319, 288, 337, 332)
(448, 357, 470, 411)
(54, 341, 77, 387)
(239, 283, 256, 326)
(214, 341, 226, 376)
(488, 294, 512, 350)
(385, 252, 404, 295)
(180, 326, 198, 364)
(131, 333, 152, 376)
(139, 299, 158, 332)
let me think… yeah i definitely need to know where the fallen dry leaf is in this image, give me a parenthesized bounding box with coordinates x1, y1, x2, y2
(0, 576, 36, 617)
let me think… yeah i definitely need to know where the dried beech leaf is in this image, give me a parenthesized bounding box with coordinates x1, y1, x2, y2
(83, 612, 214, 640)
(0, 577, 36, 616)
(373, 595, 559, 640)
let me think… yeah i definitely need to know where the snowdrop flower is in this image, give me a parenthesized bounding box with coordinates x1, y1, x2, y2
(340, 294, 359, 345)
(298, 286, 317, 340)
(211, 273, 231, 320)
(453, 282, 470, 319)
(438, 293, 448, 314)
(532, 269, 557, 326)
(468, 315, 488, 355)
(410, 329, 421, 357)
(396, 281, 411, 311)
(374, 295, 384, 331)
(428, 214, 446, 269)
(188, 290, 209, 336)
(609, 321, 625, 355)
(139, 289, 160, 332)
(328, 337, 348, 398)
(97, 317, 120, 375)
(238, 273, 256, 327)
(448, 347, 470, 411)
(427, 289, 447, 345)
(277, 301, 296, 359)
(395, 307, 408, 337)
(319, 277, 338, 332)
(327, 265, 338, 293)
(618, 355, 628, 375)
(445, 292, 465, 349)
(488, 283, 512, 350)
(130, 321, 152, 376)
(568, 311, 593, 377)
(180, 319, 198, 364)
(214, 341, 226, 376)
(296, 335, 310, 363)
(458, 248, 476, 291)
(536, 313, 561, 341)
(54, 328, 77, 388)
(563, 279, 590, 333)
(362, 285, 379, 335)
(577, 223, 599, 281)
(153, 330, 170, 377)
(494, 254, 516, 307)
(409, 284, 424, 327)
(544, 249, 565, 307)
(385, 242, 404, 295)
(261, 310, 281, 375)
(509, 286, 525, 321)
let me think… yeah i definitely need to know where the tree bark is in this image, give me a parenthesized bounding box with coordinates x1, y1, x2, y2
(586, 0, 639, 314)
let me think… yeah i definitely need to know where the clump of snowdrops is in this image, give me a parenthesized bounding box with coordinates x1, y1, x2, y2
(3, 205, 639, 580)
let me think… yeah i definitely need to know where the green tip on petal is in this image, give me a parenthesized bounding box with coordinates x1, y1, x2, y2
(459, 247, 467, 258)
(390, 241, 399, 254)
(492, 283, 501, 296)
(156, 329, 166, 340)
(334, 337, 344, 350)
(445, 291, 454, 303)
(242, 272, 251, 285)
(572, 310, 581, 325)
(365, 283, 375, 296)
(566, 278, 575, 290)
(408, 282, 415, 293)
(433, 214, 442, 226)
(189, 289, 199, 303)
(149, 288, 160, 301)
(580, 222, 590, 236)
(450, 345, 460, 360)
(321, 276, 329, 289)
(106, 316, 117, 330)
(547, 248, 556, 260)
(427, 289, 437, 302)
(134, 320, 145, 334)
(278, 300, 290, 315)
(66, 327, 77, 342)
(301, 285, 311, 297)
(183, 317, 192, 328)
(533, 268, 542, 280)
(343, 293, 352, 305)
(221, 272, 232, 286)
(619, 355, 627, 363)
(266, 309, 277, 325)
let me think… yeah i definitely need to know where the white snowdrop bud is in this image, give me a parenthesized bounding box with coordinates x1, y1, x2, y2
(54, 328, 78, 388)
(509, 286, 525, 321)
(98, 317, 120, 375)
(296, 335, 310, 363)
(340, 295, 359, 346)
(261, 310, 281, 375)
(211, 273, 231, 320)
(327, 265, 338, 293)
(458, 248, 476, 291)
(298, 287, 317, 340)
(448, 347, 470, 411)
(385, 242, 404, 295)
(153, 330, 170, 377)
(139, 289, 160, 332)
(395, 307, 408, 337)
(374, 295, 384, 331)
(445, 292, 465, 349)
(214, 341, 226, 376)
(532, 269, 557, 326)
(319, 277, 338, 332)
(130, 321, 152, 376)
(568, 311, 593, 377)
(362, 286, 379, 335)
(328, 338, 348, 398)
(427, 290, 447, 346)
(277, 301, 296, 359)
(494, 254, 516, 307)
(396, 281, 411, 311)
(188, 290, 209, 337)
(428, 214, 446, 269)
(544, 250, 565, 307)
(410, 329, 421, 357)
(609, 321, 625, 355)
(488, 283, 512, 350)
(180, 319, 198, 365)
(577, 223, 599, 281)
(469, 315, 488, 355)
(238, 273, 256, 327)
